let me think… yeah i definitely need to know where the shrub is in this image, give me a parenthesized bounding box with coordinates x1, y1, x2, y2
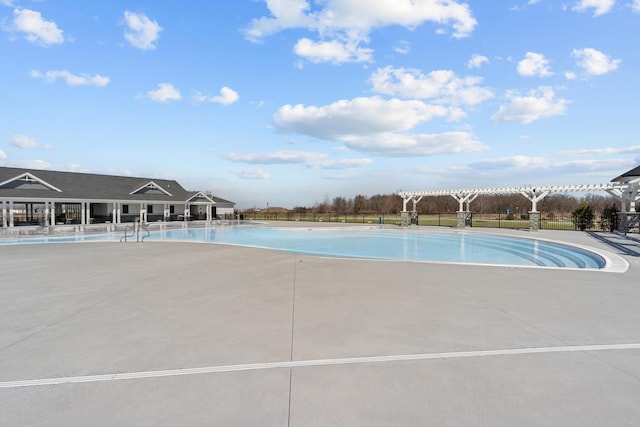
(600, 204, 619, 232)
(572, 203, 594, 231)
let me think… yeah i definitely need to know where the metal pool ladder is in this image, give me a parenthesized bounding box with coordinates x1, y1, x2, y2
(120, 220, 150, 243)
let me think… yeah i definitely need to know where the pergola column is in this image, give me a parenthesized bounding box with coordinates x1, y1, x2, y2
(400, 195, 423, 226)
(184, 204, 189, 221)
(520, 189, 549, 232)
(630, 183, 638, 213)
(451, 193, 477, 229)
(606, 188, 627, 213)
(9, 201, 14, 227)
(164, 203, 170, 221)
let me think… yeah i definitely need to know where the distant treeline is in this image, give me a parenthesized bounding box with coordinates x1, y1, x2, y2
(244, 193, 620, 215)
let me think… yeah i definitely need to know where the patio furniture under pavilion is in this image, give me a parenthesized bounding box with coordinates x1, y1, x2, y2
(398, 165, 640, 232)
(0, 167, 235, 232)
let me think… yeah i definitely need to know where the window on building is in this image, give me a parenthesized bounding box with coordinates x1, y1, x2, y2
(122, 205, 129, 214)
(170, 205, 175, 214)
(147, 205, 153, 214)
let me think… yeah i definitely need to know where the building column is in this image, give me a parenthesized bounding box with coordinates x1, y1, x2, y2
(164, 203, 170, 221)
(206, 204, 212, 222)
(116, 203, 121, 224)
(184, 204, 189, 221)
(1, 200, 6, 228)
(9, 201, 15, 227)
(140, 203, 146, 223)
(44, 201, 50, 226)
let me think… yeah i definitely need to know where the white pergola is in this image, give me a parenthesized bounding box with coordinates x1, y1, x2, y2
(398, 180, 639, 231)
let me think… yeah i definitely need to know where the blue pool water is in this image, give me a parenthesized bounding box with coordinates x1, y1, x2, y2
(0, 226, 606, 269)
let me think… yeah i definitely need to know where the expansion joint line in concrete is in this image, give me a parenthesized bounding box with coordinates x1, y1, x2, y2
(2, 343, 640, 390)
(287, 256, 298, 427)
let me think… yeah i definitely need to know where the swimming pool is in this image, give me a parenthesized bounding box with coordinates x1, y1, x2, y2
(0, 226, 608, 269)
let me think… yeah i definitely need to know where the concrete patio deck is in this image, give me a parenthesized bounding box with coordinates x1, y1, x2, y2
(1, 225, 640, 426)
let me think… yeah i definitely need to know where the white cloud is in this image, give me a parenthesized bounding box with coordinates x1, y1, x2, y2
(231, 167, 270, 180)
(470, 155, 550, 170)
(246, 0, 477, 40)
(124, 10, 162, 50)
(572, 47, 620, 75)
(10, 134, 46, 149)
(307, 158, 373, 169)
(394, 40, 411, 54)
(558, 145, 640, 155)
(274, 96, 452, 140)
(293, 38, 373, 64)
(194, 87, 240, 105)
(226, 151, 327, 164)
(273, 96, 486, 156)
(470, 156, 635, 175)
(226, 150, 371, 169)
(245, 0, 477, 64)
(517, 52, 553, 77)
(572, 0, 616, 16)
(565, 71, 577, 80)
(10, 159, 52, 170)
(10, 8, 64, 46)
(467, 54, 489, 68)
(492, 86, 570, 124)
(212, 87, 239, 105)
(143, 83, 182, 102)
(0, 149, 6, 160)
(340, 132, 486, 157)
(30, 70, 110, 87)
(633, 0, 640, 12)
(370, 66, 494, 106)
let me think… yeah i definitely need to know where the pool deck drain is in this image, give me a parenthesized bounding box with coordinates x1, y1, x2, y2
(1, 225, 640, 426)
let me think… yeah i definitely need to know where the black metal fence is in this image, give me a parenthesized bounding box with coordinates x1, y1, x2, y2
(240, 211, 616, 232)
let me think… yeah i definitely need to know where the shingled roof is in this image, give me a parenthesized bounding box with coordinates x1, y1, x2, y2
(611, 165, 640, 183)
(0, 167, 215, 203)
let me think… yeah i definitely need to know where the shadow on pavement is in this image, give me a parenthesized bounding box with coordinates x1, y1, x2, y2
(587, 232, 640, 257)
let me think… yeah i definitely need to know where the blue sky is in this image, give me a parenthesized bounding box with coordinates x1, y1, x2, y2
(1, 0, 639, 209)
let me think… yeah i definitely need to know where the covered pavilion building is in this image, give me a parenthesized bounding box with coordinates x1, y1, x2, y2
(0, 167, 235, 233)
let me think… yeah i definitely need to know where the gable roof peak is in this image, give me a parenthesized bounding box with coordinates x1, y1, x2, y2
(0, 171, 63, 192)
